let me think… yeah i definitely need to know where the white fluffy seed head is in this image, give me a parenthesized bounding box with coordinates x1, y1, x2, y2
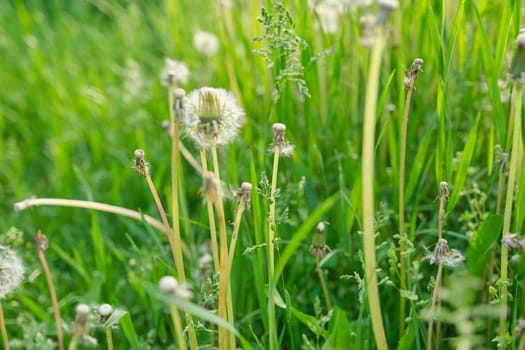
(183, 87, 245, 150)
(98, 304, 113, 317)
(159, 276, 178, 293)
(160, 58, 190, 87)
(0, 245, 25, 299)
(193, 31, 220, 57)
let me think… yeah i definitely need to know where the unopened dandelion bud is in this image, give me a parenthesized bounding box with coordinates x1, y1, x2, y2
(0, 245, 25, 299)
(310, 222, 329, 257)
(404, 58, 424, 89)
(376, 0, 399, 26)
(133, 149, 148, 177)
(235, 182, 253, 206)
(509, 29, 525, 81)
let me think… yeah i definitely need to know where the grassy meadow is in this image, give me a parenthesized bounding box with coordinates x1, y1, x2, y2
(1, 0, 525, 349)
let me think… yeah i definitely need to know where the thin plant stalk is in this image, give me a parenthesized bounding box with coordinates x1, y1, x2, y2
(36, 230, 64, 350)
(361, 24, 389, 350)
(170, 90, 199, 350)
(169, 304, 187, 350)
(0, 304, 9, 350)
(105, 328, 113, 350)
(201, 150, 220, 273)
(398, 57, 423, 335)
(315, 256, 332, 311)
(268, 144, 281, 350)
(67, 334, 79, 350)
(500, 84, 523, 335)
(426, 263, 444, 350)
(426, 182, 448, 350)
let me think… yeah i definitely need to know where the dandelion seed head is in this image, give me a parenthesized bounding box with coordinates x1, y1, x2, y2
(235, 182, 253, 207)
(502, 233, 524, 250)
(159, 276, 179, 294)
(97, 304, 113, 317)
(425, 238, 464, 267)
(183, 87, 245, 150)
(193, 31, 220, 57)
(160, 58, 189, 87)
(517, 29, 525, 48)
(0, 245, 25, 299)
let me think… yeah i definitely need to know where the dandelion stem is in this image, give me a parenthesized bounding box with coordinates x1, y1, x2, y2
(211, 146, 234, 350)
(105, 328, 114, 350)
(67, 333, 79, 350)
(426, 262, 443, 350)
(36, 230, 64, 350)
(200, 150, 220, 273)
(268, 144, 281, 350)
(398, 74, 414, 338)
(170, 89, 199, 350)
(144, 171, 180, 273)
(13, 198, 190, 256)
(361, 24, 388, 350)
(0, 304, 9, 350)
(500, 84, 523, 336)
(315, 256, 332, 311)
(169, 304, 187, 350)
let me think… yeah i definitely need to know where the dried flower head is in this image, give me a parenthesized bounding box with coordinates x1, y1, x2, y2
(310, 221, 330, 257)
(235, 182, 253, 207)
(404, 58, 424, 89)
(515, 319, 525, 337)
(425, 238, 464, 267)
(133, 149, 149, 177)
(268, 123, 294, 156)
(193, 31, 220, 57)
(73, 304, 97, 346)
(377, 0, 399, 25)
(0, 245, 25, 299)
(173, 88, 186, 121)
(159, 276, 193, 300)
(359, 14, 376, 47)
(160, 58, 189, 87)
(439, 181, 449, 200)
(502, 233, 525, 250)
(509, 29, 525, 82)
(183, 87, 245, 150)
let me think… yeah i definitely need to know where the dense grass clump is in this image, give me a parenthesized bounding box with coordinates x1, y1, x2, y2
(2, 0, 525, 349)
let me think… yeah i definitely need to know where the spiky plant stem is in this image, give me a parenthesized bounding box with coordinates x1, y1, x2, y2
(361, 25, 388, 350)
(500, 84, 523, 336)
(36, 230, 64, 350)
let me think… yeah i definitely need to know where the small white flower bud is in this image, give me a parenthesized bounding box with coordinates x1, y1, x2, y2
(159, 276, 178, 294)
